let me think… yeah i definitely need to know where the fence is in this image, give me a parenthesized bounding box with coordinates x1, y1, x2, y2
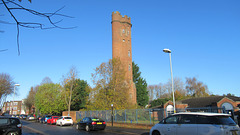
(75, 107, 226, 125)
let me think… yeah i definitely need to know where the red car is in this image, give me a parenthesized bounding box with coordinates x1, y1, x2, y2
(47, 116, 59, 125)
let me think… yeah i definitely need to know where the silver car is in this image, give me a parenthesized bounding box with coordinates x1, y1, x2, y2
(150, 112, 239, 135)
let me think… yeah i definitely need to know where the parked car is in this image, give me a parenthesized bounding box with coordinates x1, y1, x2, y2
(150, 112, 240, 135)
(19, 114, 23, 119)
(22, 115, 27, 120)
(27, 114, 35, 121)
(47, 116, 59, 125)
(0, 116, 22, 135)
(40, 115, 51, 124)
(56, 116, 73, 126)
(36, 116, 42, 122)
(76, 117, 106, 132)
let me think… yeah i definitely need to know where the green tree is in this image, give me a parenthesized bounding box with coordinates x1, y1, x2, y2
(150, 98, 169, 108)
(70, 79, 90, 111)
(132, 62, 149, 107)
(35, 83, 66, 115)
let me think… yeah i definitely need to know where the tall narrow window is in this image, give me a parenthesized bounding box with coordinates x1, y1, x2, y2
(128, 50, 130, 57)
(122, 29, 125, 33)
(129, 64, 131, 71)
(123, 39, 125, 42)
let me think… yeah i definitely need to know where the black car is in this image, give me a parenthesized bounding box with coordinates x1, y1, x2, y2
(76, 117, 106, 132)
(0, 116, 22, 135)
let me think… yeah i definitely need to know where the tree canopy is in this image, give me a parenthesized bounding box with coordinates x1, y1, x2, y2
(132, 62, 149, 107)
(88, 59, 134, 110)
(70, 79, 90, 111)
(186, 77, 209, 97)
(35, 83, 66, 115)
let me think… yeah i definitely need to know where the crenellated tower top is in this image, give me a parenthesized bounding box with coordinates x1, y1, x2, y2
(112, 11, 132, 27)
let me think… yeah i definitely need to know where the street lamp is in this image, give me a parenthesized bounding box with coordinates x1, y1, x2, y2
(111, 104, 113, 127)
(163, 49, 176, 113)
(12, 84, 20, 115)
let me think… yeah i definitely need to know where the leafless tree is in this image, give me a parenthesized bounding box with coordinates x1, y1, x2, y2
(62, 66, 78, 116)
(1, 0, 75, 55)
(0, 73, 16, 109)
(40, 77, 53, 85)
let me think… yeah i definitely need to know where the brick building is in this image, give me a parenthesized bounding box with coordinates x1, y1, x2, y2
(112, 11, 137, 104)
(152, 96, 240, 118)
(2, 100, 23, 115)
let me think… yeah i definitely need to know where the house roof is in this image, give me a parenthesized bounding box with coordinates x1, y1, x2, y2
(179, 96, 240, 108)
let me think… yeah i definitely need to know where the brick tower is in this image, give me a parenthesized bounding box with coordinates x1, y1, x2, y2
(112, 11, 137, 104)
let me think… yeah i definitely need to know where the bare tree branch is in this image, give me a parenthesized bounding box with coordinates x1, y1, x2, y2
(1, 0, 76, 55)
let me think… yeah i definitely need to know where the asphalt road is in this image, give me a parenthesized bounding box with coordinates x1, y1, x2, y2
(21, 120, 150, 135)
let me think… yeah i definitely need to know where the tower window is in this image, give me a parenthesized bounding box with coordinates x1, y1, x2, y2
(129, 64, 131, 71)
(128, 50, 130, 57)
(123, 39, 125, 42)
(122, 29, 125, 33)
(127, 30, 129, 35)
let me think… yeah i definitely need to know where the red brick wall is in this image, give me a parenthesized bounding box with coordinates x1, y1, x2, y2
(62, 111, 77, 123)
(217, 97, 238, 112)
(112, 11, 136, 104)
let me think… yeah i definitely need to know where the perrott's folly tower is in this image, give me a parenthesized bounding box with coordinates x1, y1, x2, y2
(112, 11, 137, 104)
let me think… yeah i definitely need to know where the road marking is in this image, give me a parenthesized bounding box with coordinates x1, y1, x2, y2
(106, 129, 140, 135)
(23, 125, 47, 135)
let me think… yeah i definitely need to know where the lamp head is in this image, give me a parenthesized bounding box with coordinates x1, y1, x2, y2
(111, 104, 113, 107)
(163, 48, 171, 53)
(14, 84, 20, 86)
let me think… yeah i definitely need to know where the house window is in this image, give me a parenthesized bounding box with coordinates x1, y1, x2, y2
(122, 29, 125, 33)
(14, 102, 18, 106)
(13, 107, 17, 110)
(128, 50, 130, 57)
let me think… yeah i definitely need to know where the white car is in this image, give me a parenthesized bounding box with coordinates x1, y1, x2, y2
(56, 116, 73, 126)
(150, 112, 240, 135)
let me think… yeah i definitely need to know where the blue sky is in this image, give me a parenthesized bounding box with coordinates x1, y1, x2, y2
(1, 0, 239, 101)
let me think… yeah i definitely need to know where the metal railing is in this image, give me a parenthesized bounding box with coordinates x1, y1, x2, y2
(75, 107, 226, 125)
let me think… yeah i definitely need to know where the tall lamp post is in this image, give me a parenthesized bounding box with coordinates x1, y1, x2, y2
(12, 84, 20, 115)
(163, 48, 176, 113)
(111, 104, 113, 127)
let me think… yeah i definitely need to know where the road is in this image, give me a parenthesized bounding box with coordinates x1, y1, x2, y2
(22, 120, 150, 135)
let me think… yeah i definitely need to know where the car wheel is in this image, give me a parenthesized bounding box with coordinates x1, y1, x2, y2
(76, 124, 79, 130)
(152, 130, 161, 135)
(7, 132, 18, 135)
(86, 125, 90, 132)
(60, 122, 63, 126)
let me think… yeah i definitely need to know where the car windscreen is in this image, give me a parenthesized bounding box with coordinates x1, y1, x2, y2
(10, 118, 20, 124)
(91, 117, 103, 121)
(197, 115, 236, 125)
(0, 119, 9, 125)
(64, 117, 72, 119)
(53, 116, 59, 119)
